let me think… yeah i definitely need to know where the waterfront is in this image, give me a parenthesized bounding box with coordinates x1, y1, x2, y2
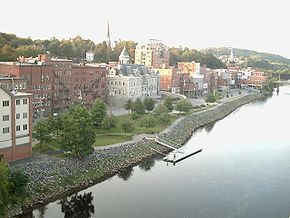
(30, 86, 290, 218)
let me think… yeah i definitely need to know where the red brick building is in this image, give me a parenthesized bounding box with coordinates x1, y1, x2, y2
(0, 54, 107, 117)
(72, 64, 106, 105)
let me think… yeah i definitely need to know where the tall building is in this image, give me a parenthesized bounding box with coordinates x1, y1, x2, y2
(135, 39, 169, 68)
(0, 86, 32, 162)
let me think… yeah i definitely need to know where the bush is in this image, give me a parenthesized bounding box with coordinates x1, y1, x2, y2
(205, 92, 222, 103)
(140, 114, 156, 128)
(154, 104, 168, 116)
(175, 99, 193, 112)
(131, 112, 140, 120)
(143, 98, 155, 112)
(158, 113, 171, 126)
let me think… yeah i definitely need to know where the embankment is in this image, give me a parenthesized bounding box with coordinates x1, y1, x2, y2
(9, 93, 261, 217)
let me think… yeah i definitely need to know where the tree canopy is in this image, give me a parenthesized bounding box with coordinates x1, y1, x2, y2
(60, 104, 95, 157)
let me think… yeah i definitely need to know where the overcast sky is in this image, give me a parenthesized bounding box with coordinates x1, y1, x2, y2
(1, 0, 290, 58)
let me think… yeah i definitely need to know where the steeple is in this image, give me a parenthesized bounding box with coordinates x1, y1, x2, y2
(119, 46, 130, 64)
(229, 48, 236, 65)
(106, 21, 111, 48)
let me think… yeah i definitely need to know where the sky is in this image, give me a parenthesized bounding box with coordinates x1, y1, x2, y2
(1, 0, 290, 58)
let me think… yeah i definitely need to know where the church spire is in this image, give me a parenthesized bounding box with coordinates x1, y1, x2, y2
(106, 21, 111, 48)
(229, 47, 236, 65)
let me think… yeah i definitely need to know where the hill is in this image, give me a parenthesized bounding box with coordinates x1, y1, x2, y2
(0, 32, 225, 69)
(201, 47, 290, 74)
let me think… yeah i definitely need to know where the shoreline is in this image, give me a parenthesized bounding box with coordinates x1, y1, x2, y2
(9, 93, 262, 217)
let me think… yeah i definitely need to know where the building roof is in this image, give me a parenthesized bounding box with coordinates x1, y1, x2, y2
(120, 47, 130, 59)
(119, 64, 152, 76)
(0, 85, 32, 97)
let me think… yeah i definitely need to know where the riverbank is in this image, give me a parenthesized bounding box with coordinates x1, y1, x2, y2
(9, 93, 261, 217)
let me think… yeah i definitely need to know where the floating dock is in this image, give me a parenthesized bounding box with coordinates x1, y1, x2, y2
(146, 136, 202, 164)
(163, 149, 202, 164)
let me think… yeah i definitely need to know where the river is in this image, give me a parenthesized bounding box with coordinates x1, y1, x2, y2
(30, 86, 290, 218)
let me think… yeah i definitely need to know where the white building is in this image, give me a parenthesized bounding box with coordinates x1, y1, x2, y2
(0, 86, 32, 162)
(106, 48, 160, 106)
(86, 51, 94, 62)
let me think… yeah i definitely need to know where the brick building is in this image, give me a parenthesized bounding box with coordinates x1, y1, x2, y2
(0, 86, 32, 162)
(135, 39, 170, 68)
(154, 68, 175, 91)
(0, 54, 107, 117)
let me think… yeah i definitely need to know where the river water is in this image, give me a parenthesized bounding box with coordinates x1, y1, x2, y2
(31, 86, 290, 218)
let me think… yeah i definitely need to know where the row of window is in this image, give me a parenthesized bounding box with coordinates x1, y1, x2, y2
(16, 99, 28, 105)
(33, 93, 50, 99)
(32, 85, 51, 91)
(2, 113, 27, 121)
(16, 112, 28, 119)
(32, 101, 50, 107)
(0, 83, 26, 90)
(2, 124, 28, 134)
(2, 99, 28, 107)
(108, 81, 126, 86)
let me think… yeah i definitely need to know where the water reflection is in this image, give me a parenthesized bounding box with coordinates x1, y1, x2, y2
(117, 167, 134, 181)
(203, 122, 215, 133)
(36, 205, 47, 218)
(139, 158, 156, 171)
(59, 192, 94, 218)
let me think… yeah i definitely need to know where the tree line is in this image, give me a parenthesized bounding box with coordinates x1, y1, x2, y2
(0, 32, 224, 68)
(0, 162, 29, 217)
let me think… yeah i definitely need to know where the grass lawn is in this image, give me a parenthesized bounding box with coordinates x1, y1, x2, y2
(96, 113, 182, 135)
(94, 134, 132, 147)
(33, 142, 57, 153)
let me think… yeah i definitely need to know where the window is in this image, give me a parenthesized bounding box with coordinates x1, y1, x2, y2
(16, 113, 20, 119)
(3, 127, 9, 134)
(16, 99, 20, 105)
(2, 101, 9, 107)
(23, 124, 27, 130)
(23, 99, 28, 104)
(0, 154, 3, 161)
(2, 115, 9, 121)
(16, 125, 20, 131)
(23, 112, 28, 118)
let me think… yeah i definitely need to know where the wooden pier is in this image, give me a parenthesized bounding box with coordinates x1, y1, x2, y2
(163, 149, 202, 164)
(145, 136, 202, 164)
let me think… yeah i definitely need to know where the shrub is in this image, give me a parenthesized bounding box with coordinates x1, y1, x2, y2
(131, 112, 140, 120)
(140, 114, 156, 128)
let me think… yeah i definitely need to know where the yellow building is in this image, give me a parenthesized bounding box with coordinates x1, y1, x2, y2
(135, 40, 169, 68)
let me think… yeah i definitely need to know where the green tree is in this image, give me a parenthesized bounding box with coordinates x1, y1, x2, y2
(0, 161, 9, 217)
(33, 119, 51, 146)
(205, 92, 221, 103)
(143, 98, 155, 112)
(158, 113, 171, 126)
(91, 98, 107, 127)
(94, 41, 114, 63)
(120, 120, 135, 135)
(163, 97, 174, 111)
(175, 99, 193, 112)
(60, 105, 95, 157)
(132, 98, 145, 114)
(102, 115, 116, 134)
(1, 44, 16, 61)
(153, 104, 169, 117)
(124, 99, 134, 113)
(8, 170, 29, 204)
(140, 114, 156, 128)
